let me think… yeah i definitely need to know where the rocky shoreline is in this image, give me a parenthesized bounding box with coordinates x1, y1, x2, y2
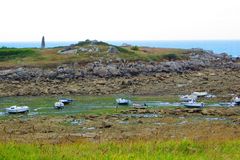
(0, 51, 238, 80)
(0, 50, 239, 97)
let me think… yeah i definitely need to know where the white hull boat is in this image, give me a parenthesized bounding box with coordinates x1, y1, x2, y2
(219, 102, 235, 107)
(59, 98, 73, 104)
(116, 98, 130, 105)
(54, 102, 64, 109)
(180, 95, 197, 102)
(183, 100, 204, 108)
(192, 92, 208, 97)
(6, 106, 29, 114)
(233, 97, 240, 105)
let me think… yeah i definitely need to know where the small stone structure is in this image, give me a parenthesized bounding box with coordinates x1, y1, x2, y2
(41, 36, 45, 49)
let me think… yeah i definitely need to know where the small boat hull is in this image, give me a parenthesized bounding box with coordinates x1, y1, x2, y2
(6, 106, 29, 114)
(233, 97, 240, 106)
(184, 103, 204, 108)
(7, 110, 29, 114)
(180, 95, 197, 102)
(117, 102, 129, 105)
(116, 98, 130, 105)
(59, 99, 73, 105)
(235, 101, 240, 106)
(192, 92, 208, 97)
(54, 102, 64, 109)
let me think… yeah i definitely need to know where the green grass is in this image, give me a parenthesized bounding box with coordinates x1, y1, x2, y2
(0, 140, 240, 160)
(0, 48, 38, 61)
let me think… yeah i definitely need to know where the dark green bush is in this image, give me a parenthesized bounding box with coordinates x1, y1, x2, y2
(162, 53, 179, 61)
(131, 46, 139, 51)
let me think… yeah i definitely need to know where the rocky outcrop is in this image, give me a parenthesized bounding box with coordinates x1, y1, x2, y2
(0, 52, 238, 81)
(107, 46, 120, 54)
(122, 107, 240, 117)
(0, 51, 239, 97)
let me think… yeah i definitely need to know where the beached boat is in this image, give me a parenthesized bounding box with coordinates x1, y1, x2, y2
(192, 92, 208, 97)
(219, 102, 235, 107)
(54, 102, 64, 109)
(183, 100, 205, 108)
(116, 98, 130, 105)
(180, 95, 197, 102)
(6, 106, 29, 114)
(59, 98, 73, 104)
(233, 97, 240, 105)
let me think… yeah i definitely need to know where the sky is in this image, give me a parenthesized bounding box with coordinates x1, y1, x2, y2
(0, 0, 240, 41)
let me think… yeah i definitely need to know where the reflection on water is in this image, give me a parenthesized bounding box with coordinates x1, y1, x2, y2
(205, 117, 226, 121)
(119, 113, 161, 118)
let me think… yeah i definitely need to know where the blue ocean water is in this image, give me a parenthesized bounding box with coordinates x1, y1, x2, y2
(0, 40, 240, 56)
(0, 41, 77, 49)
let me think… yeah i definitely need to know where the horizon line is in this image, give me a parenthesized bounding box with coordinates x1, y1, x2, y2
(1, 39, 240, 43)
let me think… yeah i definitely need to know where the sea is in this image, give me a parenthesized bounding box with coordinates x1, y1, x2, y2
(0, 40, 240, 57)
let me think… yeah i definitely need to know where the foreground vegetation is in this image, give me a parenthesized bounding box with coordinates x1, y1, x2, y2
(0, 140, 240, 160)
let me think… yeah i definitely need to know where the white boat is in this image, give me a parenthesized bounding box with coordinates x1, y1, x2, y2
(180, 95, 197, 102)
(205, 94, 217, 98)
(192, 92, 208, 97)
(6, 106, 29, 114)
(219, 102, 235, 107)
(233, 97, 240, 105)
(59, 98, 73, 104)
(116, 98, 130, 105)
(54, 102, 64, 109)
(183, 100, 205, 108)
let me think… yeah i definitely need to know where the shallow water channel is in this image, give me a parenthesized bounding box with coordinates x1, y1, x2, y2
(0, 96, 231, 117)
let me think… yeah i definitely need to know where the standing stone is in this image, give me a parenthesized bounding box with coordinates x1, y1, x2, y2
(41, 36, 45, 49)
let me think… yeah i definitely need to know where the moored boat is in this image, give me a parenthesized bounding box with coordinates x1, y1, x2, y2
(219, 102, 235, 107)
(59, 98, 73, 104)
(116, 98, 130, 105)
(192, 92, 208, 97)
(6, 106, 29, 114)
(54, 102, 64, 109)
(183, 100, 205, 108)
(233, 97, 240, 105)
(180, 95, 197, 102)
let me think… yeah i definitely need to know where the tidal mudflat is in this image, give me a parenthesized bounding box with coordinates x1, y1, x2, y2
(0, 95, 240, 159)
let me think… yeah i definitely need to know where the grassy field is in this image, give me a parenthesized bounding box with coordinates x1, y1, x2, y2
(0, 140, 240, 160)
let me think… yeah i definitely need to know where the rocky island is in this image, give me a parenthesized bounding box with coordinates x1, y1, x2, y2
(0, 40, 239, 98)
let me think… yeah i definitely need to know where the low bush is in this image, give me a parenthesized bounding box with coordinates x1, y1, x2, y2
(131, 46, 139, 51)
(0, 48, 37, 61)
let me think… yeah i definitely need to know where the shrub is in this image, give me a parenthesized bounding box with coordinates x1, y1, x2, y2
(162, 53, 179, 61)
(131, 46, 139, 51)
